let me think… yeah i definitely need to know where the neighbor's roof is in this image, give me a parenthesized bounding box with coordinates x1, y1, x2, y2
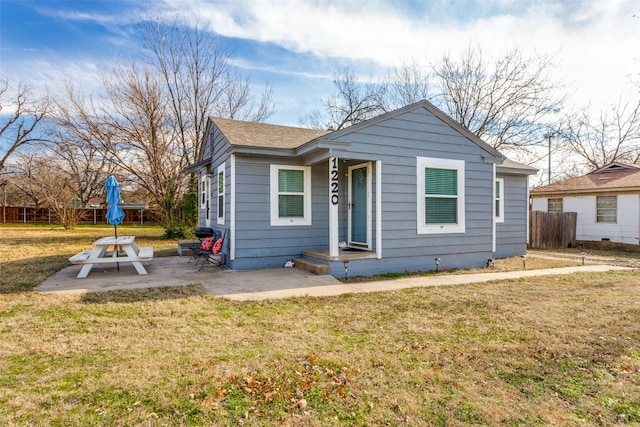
(530, 162, 640, 196)
(212, 117, 330, 149)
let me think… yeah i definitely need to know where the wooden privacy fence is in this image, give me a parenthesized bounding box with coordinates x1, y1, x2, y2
(1, 206, 161, 225)
(529, 210, 577, 249)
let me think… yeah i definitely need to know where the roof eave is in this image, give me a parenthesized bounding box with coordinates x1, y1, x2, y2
(296, 139, 350, 156)
(184, 158, 212, 174)
(531, 186, 640, 197)
(227, 144, 297, 158)
(497, 165, 539, 176)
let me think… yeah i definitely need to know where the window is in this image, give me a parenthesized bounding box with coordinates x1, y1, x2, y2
(200, 173, 207, 209)
(270, 165, 312, 226)
(596, 195, 617, 223)
(548, 198, 563, 213)
(217, 163, 225, 225)
(495, 178, 504, 223)
(417, 157, 465, 234)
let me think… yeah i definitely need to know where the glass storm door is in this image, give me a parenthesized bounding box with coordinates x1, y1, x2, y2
(348, 163, 371, 248)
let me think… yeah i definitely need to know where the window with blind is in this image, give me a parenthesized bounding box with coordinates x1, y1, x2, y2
(217, 164, 225, 225)
(596, 195, 616, 223)
(547, 197, 563, 213)
(495, 178, 504, 223)
(270, 165, 312, 226)
(417, 157, 465, 234)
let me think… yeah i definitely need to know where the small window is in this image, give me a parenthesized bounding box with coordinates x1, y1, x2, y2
(596, 195, 616, 223)
(548, 198, 563, 213)
(270, 165, 312, 226)
(217, 163, 225, 225)
(200, 173, 206, 209)
(495, 178, 504, 223)
(417, 157, 465, 234)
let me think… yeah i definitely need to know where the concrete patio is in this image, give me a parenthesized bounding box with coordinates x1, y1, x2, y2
(35, 255, 633, 301)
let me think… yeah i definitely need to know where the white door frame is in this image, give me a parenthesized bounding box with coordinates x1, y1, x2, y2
(348, 162, 372, 249)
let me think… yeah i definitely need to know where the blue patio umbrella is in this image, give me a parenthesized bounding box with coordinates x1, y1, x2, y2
(105, 175, 125, 238)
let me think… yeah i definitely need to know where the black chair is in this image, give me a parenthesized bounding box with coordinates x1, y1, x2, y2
(196, 229, 227, 270)
(187, 227, 215, 263)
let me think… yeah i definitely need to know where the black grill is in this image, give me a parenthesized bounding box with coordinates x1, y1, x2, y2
(194, 227, 214, 238)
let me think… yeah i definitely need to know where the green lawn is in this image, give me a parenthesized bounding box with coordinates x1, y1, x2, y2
(1, 225, 639, 425)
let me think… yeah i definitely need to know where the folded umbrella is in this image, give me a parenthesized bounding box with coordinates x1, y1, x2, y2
(105, 175, 125, 269)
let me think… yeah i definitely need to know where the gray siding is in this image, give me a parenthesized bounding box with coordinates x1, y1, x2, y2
(197, 106, 528, 276)
(495, 173, 529, 258)
(195, 124, 232, 258)
(333, 109, 495, 274)
(228, 157, 330, 269)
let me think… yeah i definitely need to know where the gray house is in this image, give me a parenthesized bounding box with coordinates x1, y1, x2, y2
(187, 101, 536, 277)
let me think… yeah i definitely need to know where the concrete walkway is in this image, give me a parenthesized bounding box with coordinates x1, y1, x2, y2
(35, 256, 633, 301)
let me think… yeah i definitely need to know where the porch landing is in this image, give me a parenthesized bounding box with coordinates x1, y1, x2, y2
(303, 248, 377, 262)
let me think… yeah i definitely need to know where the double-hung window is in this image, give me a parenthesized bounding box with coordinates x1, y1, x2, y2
(417, 157, 465, 234)
(270, 165, 312, 226)
(495, 178, 504, 223)
(200, 173, 207, 209)
(217, 163, 225, 225)
(596, 195, 616, 223)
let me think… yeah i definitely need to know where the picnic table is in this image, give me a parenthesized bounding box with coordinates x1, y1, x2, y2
(69, 236, 154, 279)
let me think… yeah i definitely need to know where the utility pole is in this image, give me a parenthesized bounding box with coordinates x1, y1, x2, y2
(546, 133, 553, 185)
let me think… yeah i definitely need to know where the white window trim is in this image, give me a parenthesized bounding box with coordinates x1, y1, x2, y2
(217, 163, 225, 225)
(270, 164, 312, 226)
(417, 157, 466, 234)
(495, 178, 504, 223)
(200, 173, 207, 210)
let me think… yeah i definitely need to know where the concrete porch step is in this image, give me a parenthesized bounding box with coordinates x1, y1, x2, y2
(293, 257, 330, 275)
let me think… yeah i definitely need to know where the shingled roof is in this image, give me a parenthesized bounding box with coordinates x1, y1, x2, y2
(530, 162, 640, 196)
(212, 117, 330, 149)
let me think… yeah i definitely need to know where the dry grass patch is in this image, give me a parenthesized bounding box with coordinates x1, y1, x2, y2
(1, 272, 639, 425)
(1, 225, 639, 425)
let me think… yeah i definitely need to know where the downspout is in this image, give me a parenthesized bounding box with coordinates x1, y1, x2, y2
(230, 154, 236, 261)
(492, 163, 496, 253)
(376, 160, 382, 259)
(526, 178, 530, 246)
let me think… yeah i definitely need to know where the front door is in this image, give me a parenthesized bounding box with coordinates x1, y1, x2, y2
(348, 163, 371, 249)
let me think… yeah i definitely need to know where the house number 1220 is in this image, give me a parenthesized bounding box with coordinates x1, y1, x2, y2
(330, 158, 339, 205)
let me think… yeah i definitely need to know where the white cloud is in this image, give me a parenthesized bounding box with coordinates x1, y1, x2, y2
(8, 0, 639, 125)
(159, 0, 639, 109)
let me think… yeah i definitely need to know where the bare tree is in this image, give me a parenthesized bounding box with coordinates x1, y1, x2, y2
(301, 68, 385, 130)
(9, 153, 87, 228)
(562, 97, 640, 171)
(384, 60, 431, 110)
(45, 18, 275, 231)
(33, 156, 88, 229)
(98, 63, 186, 227)
(139, 18, 275, 231)
(0, 75, 49, 174)
(430, 46, 563, 151)
(6, 153, 46, 208)
(141, 18, 275, 167)
(50, 84, 117, 205)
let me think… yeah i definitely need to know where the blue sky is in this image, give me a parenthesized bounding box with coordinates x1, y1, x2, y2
(1, 0, 638, 127)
